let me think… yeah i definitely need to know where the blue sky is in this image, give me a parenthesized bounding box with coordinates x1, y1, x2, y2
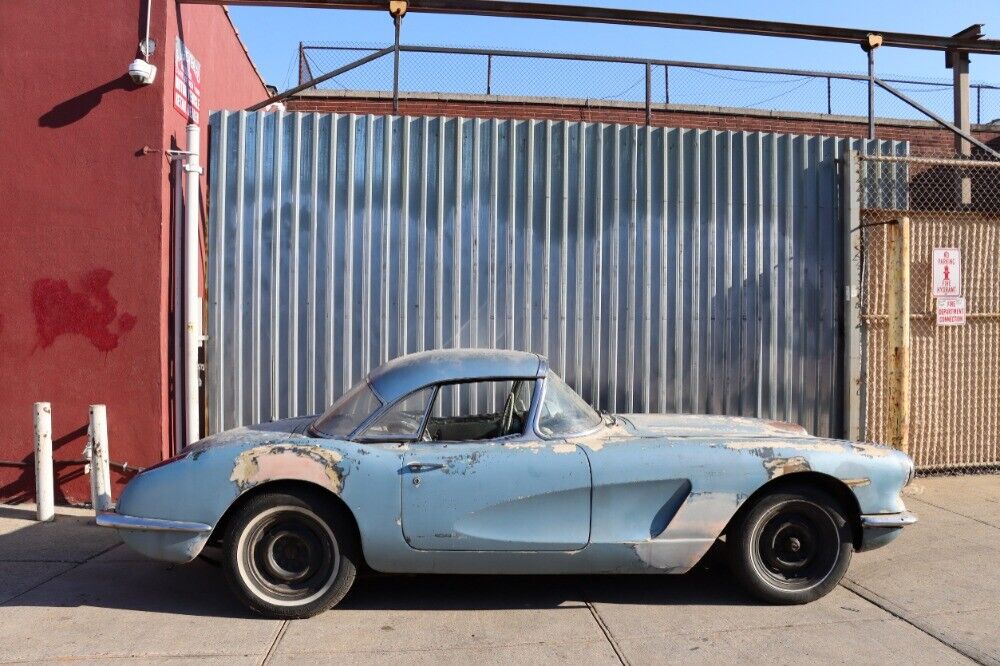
(229, 1, 1000, 91)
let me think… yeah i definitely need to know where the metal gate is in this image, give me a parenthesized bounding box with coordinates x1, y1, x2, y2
(207, 110, 903, 436)
(856, 152, 1000, 470)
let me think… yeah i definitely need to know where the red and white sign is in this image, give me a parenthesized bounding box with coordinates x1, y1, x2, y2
(936, 297, 967, 326)
(174, 37, 201, 123)
(931, 247, 962, 297)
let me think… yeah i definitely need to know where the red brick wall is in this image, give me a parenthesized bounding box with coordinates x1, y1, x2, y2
(287, 96, 1000, 155)
(0, 1, 267, 504)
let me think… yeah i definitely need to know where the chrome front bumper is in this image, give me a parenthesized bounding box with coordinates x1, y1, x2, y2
(857, 510, 917, 552)
(860, 511, 918, 529)
(96, 510, 212, 534)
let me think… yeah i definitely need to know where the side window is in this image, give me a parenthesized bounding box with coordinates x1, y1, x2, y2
(425, 379, 534, 442)
(359, 386, 435, 441)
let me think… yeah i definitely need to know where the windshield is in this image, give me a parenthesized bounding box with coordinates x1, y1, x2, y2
(311, 380, 382, 438)
(537, 371, 603, 437)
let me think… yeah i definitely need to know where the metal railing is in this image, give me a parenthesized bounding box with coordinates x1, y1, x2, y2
(295, 42, 1000, 128)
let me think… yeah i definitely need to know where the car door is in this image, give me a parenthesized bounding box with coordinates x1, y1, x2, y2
(399, 379, 592, 551)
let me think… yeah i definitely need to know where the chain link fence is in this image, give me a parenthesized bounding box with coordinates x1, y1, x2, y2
(857, 150, 1000, 470)
(299, 43, 1000, 124)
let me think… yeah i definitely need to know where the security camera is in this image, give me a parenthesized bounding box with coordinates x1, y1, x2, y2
(128, 58, 157, 86)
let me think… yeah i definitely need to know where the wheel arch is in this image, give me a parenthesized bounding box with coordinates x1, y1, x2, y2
(726, 472, 863, 550)
(208, 479, 366, 566)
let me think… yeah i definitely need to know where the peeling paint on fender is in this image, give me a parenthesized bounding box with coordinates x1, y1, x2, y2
(763, 456, 811, 478)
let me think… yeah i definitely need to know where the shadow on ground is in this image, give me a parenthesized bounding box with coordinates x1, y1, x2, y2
(3, 521, 764, 618)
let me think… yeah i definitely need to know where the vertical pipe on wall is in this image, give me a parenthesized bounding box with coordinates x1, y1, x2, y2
(184, 124, 203, 446)
(172, 158, 185, 456)
(88, 405, 112, 513)
(33, 402, 53, 522)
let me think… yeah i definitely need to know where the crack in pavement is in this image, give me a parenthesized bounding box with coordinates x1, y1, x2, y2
(260, 619, 290, 666)
(0, 543, 122, 607)
(583, 598, 630, 666)
(908, 495, 1000, 532)
(841, 579, 991, 666)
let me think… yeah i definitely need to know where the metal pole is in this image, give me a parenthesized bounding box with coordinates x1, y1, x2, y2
(486, 53, 492, 95)
(298, 41, 305, 85)
(841, 152, 863, 441)
(664, 64, 670, 105)
(172, 158, 184, 457)
(976, 85, 982, 125)
(392, 13, 401, 113)
(33, 402, 53, 522)
(867, 47, 876, 140)
(184, 124, 202, 447)
(827, 76, 832, 114)
(885, 217, 911, 454)
(88, 405, 112, 512)
(645, 61, 652, 125)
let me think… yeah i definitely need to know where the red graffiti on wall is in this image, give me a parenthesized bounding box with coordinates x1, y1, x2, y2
(31, 269, 137, 352)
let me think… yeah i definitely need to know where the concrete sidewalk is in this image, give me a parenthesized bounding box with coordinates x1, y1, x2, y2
(0, 475, 997, 665)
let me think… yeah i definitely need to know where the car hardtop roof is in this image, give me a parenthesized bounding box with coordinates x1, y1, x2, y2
(367, 348, 547, 403)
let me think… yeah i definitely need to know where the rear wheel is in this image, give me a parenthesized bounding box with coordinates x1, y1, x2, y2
(223, 490, 358, 618)
(728, 485, 852, 604)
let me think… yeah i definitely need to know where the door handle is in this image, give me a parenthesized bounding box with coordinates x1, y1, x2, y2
(406, 462, 445, 473)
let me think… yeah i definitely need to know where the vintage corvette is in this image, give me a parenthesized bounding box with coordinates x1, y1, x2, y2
(98, 348, 916, 618)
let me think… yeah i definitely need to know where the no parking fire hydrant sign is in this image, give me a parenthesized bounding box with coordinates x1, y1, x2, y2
(932, 248, 965, 326)
(932, 247, 961, 297)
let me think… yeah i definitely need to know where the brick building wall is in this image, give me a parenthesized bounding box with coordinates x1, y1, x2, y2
(286, 92, 1000, 155)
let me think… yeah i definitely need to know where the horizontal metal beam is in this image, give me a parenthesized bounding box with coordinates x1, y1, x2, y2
(184, 0, 1000, 54)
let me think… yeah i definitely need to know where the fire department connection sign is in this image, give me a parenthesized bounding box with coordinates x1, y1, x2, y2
(937, 297, 967, 326)
(932, 247, 962, 297)
(174, 37, 201, 123)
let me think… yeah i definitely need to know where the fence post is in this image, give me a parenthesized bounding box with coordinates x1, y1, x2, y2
(33, 402, 54, 522)
(664, 64, 670, 105)
(88, 405, 113, 512)
(827, 76, 832, 115)
(885, 216, 911, 454)
(392, 13, 401, 114)
(866, 42, 878, 140)
(842, 151, 862, 441)
(645, 61, 652, 125)
(486, 54, 492, 95)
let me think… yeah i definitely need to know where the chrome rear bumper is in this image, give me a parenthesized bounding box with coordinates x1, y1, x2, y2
(96, 511, 212, 534)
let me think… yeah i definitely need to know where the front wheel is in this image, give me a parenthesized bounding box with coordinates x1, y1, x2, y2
(223, 490, 358, 618)
(728, 485, 853, 604)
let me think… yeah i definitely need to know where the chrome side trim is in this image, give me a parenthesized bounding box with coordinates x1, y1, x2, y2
(860, 511, 918, 528)
(96, 511, 213, 534)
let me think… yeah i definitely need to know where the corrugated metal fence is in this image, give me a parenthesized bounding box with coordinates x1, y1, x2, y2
(207, 111, 904, 437)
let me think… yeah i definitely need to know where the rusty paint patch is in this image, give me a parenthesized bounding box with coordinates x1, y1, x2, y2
(230, 444, 345, 492)
(842, 477, 872, 488)
(552, 443, 577, 454)
(763, 456, 811, 478)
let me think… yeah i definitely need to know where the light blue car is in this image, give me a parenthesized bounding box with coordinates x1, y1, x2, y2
(99, 348, 916, 618)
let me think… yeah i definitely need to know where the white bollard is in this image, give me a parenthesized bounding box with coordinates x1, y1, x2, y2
(87, 405, 113, 513)
(33, 402, 54, 522)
